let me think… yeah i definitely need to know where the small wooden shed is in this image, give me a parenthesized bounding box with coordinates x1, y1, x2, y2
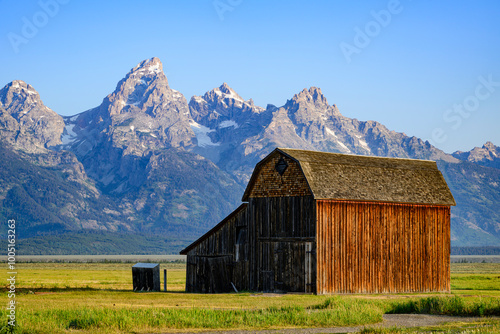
(181, 148, 455, 294)
(132, 263, 160, 292)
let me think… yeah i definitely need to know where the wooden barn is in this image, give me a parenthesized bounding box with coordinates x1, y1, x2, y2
(180, 148, 455, 294)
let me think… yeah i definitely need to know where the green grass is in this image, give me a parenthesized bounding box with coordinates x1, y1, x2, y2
(1, 262, 499, 333)
(388, 295, 500, 317)
(0, 301, 383, 334)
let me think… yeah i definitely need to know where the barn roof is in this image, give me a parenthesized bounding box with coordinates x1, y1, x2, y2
(242, 148, 456, 206)
(179, 203, 247, 255)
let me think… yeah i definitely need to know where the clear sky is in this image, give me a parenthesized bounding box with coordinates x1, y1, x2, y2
(1, 0, 499, 153)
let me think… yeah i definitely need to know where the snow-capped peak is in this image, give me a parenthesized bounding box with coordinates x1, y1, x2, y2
(217, 83, 244, 102)
(3, 80, 40, 97)
(129, 57, 164, 77)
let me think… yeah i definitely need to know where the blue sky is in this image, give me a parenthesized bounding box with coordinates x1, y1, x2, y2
(1, 0, 499, 153)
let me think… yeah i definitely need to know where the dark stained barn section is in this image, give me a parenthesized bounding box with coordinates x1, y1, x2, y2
(181, 148, 455, 294)
(182, 204, 248, 293)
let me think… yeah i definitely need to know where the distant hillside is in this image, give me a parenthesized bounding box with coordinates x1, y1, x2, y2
(17, 232, 187, 255)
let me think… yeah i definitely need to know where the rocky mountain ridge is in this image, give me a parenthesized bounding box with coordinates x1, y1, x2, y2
(0, 80, 64, 153)
(0, 57, 498, 251)
(453, 141, 500, 170)
(188, 84, 458, 184)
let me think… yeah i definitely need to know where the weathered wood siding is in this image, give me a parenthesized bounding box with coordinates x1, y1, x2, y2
(247, 196, 316, 292)
(185, 205, 249, 293)
(316, 200, 450, 294)
(185, 256, 233, 293)
(132, 265, 160, 292)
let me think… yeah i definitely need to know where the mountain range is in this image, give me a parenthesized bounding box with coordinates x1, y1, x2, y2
(1, 57, 499, 254)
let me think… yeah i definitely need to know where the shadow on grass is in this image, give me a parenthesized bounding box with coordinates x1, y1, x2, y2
(3, 287, 189, 294)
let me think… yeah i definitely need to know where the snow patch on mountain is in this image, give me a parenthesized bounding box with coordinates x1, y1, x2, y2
(359, 139, 370, 150)
(337, 141, 350, 152)
(61, 124, 77, 145)
(325, 127, 337, 138)
(219, 120, 239, 129)
(189, 120, 220, 147)
(69, 114, 80, 122)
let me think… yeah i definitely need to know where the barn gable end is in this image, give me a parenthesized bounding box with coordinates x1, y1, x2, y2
(242, 151, 312, 200)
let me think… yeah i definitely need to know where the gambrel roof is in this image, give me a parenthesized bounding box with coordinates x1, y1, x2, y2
(242, 148, 456, 206)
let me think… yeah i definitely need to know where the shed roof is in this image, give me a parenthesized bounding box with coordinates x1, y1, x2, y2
(180, 203, 248, 255)
(132, 263, 159, 269)
(242, 148, 456, 206)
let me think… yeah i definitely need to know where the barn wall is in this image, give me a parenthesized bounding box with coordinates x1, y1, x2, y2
(247, 153, 312, 198)
(185, 206, 249, 293)
(316, 200, 450, 294)
(247, 196, 316, 292)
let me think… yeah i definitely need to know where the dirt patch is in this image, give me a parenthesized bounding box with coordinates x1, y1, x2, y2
(249, 293, 285, 298)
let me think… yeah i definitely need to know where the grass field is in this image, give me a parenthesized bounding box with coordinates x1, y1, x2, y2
(1, 262, 499, 333)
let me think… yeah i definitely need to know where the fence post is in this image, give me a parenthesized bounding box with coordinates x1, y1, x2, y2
(164, 269, 167, 292)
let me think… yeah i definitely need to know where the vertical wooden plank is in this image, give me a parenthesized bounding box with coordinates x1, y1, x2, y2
(381, 203, 385, 293)
(448, 207, 451, 291)
(412, 206, 416, 292)
(322, 200, 326, 295)
(337, 201, 342, 293)
(395, 205, 400, 292)
(350, 203, 354, 293)
(359, 203, 364, 293)
(388, 203, 392, 293)
(419, 206, 423, 292)
(345, 203, 354, 293)
(356, 203, 360, 293)
(432, 208, 436, 291)
(438, 207, 442, 291)
(324, 201, 327, 294)
(392, 204, 397, 293)
(405, 204, 410, 292)
(334, 201, 338, 293)
(345, 201, 348, 294)
(318, 201, 323, 294)
(342, 201, 346, 293)
(416, 206, 421, 292)
(368, 202, 371, 293)
(316, 201, 321, 294)
(340, 201, 344, 294)
(326, 200, 330, 294)
(369, 202, 373, 293)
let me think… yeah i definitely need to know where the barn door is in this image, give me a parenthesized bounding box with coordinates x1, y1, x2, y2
(261, 241, 314, 293)
(274, 242, 285, 292)
(260, 242, 274, 292)
(274, 242, 309, 293)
